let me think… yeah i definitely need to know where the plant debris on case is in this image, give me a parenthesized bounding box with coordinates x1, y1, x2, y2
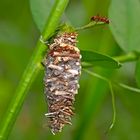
(44, 32, 81, 134)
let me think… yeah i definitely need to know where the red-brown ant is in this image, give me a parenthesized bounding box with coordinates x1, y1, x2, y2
(91, 15, 110, 24)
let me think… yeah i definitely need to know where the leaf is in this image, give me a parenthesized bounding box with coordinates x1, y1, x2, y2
(30, 0, 55, 32)
(109, 0, 140, 52)
(135, 59, 140, 87)
(81, 50, 121, 69)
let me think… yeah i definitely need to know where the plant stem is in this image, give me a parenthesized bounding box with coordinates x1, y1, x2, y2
(0, 0, 69, 139)
(116, 83, 140, 93)
(75, 21, 106, 31)
(113, 52, 139, 63)
(83, 69, 140, 94)
(83, 69, 116, 132)
(83, 69, 109, 82)
(107, 82, 116, 132)
(83, 69, 140, 133)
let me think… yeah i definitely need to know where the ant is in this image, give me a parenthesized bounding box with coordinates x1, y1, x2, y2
(90, 14, 110, 24)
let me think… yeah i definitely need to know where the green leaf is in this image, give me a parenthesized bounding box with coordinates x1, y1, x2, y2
(109, 0, 140, 52)
(30, 0, 55, 32)
(135, 59, 140, 87)
(81, 50, 121, 69)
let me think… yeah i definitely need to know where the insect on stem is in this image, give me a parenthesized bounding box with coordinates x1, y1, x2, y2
(90, 14, 110, 24)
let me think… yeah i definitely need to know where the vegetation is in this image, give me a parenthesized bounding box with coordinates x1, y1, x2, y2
(0, 0, 140, 139)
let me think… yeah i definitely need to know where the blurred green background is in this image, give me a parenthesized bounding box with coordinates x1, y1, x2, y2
(1, 0, 140, 140)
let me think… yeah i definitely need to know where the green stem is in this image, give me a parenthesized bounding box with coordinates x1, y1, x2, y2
(107, 82, 116, 132)
(83, 69, 140, 133)
(117, 83, 140, 93)
(83, 69, 116, 132)
(75, 21, 106, 31)
(113, 52, 139, 63)
(0, 0, 69, 139)
(83, 69, 109, 82)
(83, 69, 140, 93)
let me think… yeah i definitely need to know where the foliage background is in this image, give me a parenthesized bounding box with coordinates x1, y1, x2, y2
(0, 0, 140, 140)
